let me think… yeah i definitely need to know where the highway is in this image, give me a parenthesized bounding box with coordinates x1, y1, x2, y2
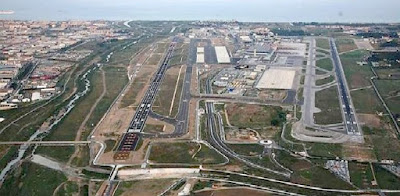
(329, 38, 360, 135)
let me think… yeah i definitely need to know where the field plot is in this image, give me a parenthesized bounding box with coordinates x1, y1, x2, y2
(335, 38, 358, 53)
(169, 42, 189, 66)
(194, 188, 273, 196)
(374, 164, 400, 190)
(115, 179, 176, 196)
(314, 86, 342, 125)
(349, 162, 377, 189)
(351, 88, 384, 114)
(374, 80, 400, 114)
(148, 142, 226, 165)
(363, 126, 400, 161)
(375, 68, 400, 79)
(275, 150, 352, 189)
(316, 58, 333, 71)
(225, 103, 286, 128)
(152, 66, 185, 117)
(316, 75, 335, 86)
(225, 103, 286, 139)
(340, 50, 372, 89)
(316, 38, 330, 50)
(226, 144, 264, 156)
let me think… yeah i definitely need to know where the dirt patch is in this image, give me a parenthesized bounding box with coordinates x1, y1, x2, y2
(225, 128, 260, 143)
(350, 74, 369, 90)
(342, 143, 377, 162)
(357, 113, 382, 128)
(195, 187, 272, 196)
(118, 179, 175, 196)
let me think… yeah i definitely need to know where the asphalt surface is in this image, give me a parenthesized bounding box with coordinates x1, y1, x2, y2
(204, 78, 290, 177)
(329, 38, 360, 135)
(116, 37, 179, 150)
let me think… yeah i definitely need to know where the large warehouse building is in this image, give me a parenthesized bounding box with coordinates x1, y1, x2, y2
(215, 46, 231, 64)
(255, 68, 296, 90)
(196, 47, 205, 63)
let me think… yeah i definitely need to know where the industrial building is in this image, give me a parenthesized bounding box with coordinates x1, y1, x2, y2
(196, 47, 205, 64)
(255, 68, 296, 90)
(215, 46, 231, 64)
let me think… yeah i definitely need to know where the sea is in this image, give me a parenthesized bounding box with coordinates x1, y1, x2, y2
(0, 0, 399, 23)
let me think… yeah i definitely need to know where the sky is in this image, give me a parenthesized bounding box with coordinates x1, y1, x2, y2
(1, 0, 400, 22)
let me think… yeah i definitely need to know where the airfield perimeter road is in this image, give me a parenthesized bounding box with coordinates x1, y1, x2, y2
(329, 38, 360, 135)
(204, 78, 291, 178)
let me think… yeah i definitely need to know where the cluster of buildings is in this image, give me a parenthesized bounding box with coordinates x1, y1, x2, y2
(0, 20, 130, 110)
(192, 24, 306, 98)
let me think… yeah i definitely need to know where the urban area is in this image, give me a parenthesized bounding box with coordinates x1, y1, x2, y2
(1, 19, 400, 196)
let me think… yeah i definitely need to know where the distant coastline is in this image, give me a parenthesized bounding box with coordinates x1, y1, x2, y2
(0, 10, 15, 15)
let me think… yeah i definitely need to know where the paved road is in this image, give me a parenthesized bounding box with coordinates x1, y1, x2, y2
(204, 78, 290, 177)
(0, 141, 91, 145)
(329, 38, 360, 135)
(201, 169, 400, 194)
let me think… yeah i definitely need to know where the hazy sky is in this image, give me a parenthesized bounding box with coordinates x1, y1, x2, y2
(1, 0, 400, 22)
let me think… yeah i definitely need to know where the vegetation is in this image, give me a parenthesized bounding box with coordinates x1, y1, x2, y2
(340, 50, 372, 89)
(226, 144, 264, 156)
(314, 86, 343, 125)
(152, 66, 184, 117)
(363, 126, 400, 161)
(316, 58, 333, 71)
(316, 38, 330, 50)
(351, 88, 384, 114)
(0, 162, 67, 196)
(149, 142, 226, 164)
(335, 38, 357, 53)
(226, 103, 286, 128)
(316, 75, 335, 86)
(374, 164, 400, 190)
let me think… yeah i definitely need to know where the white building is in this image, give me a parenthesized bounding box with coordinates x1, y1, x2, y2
(215, 46, 231, 64)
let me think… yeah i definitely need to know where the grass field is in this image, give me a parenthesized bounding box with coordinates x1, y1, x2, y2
(336, 38, 358, 53)
(226, 144, 264, 156)
(35, 146, 75, 163)
(169, 43, 189, 66)
(316, 38, 330, 50)
(375, 68, 400, 79)
(340, 50, 372, 89)
(152, 66, 184, 117)
(349, 162, 377, 189)
(374, 80, 400, 114)
(148, 142, 226, 165)
(0, 162, 67, 196)
(115, 179, 175, 196)
(225, 103, 286, 128)
(316, 75, 335, 86)
(314, 86, 343, 125)
(143, 124, 164, 133)
(316, 49, 330, 55)
(351, 88, 385, 114)
(374, 164, 400, 190)
(120, 71, 150, 108)
(363, 126, 400, 161)
(104, 139, 117, 152)
(316, 58, 333, 71)
(275, 150, 352, 189)
(145, 53, 162, 65)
